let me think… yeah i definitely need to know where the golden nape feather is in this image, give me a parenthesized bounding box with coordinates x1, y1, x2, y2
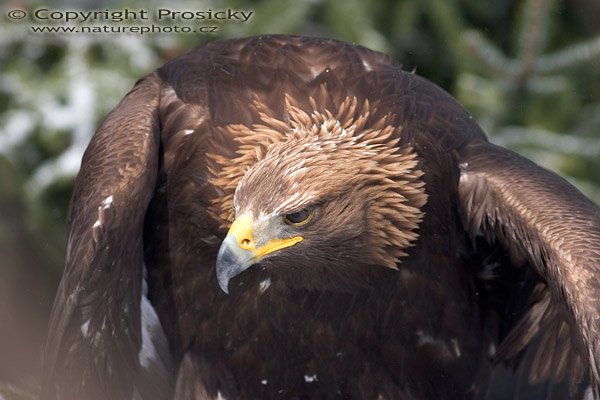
(208, 95, 427, 269)
(42, 35, 600, 400)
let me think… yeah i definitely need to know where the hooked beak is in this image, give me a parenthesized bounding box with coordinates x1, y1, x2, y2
(215, 233, 256, 294)
(215, 214, 302, 293)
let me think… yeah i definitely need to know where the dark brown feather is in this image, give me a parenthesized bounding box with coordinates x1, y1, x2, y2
(43, 35, 600, 400)
(458, 141, 600, 395)
(42, 73, 169, 400)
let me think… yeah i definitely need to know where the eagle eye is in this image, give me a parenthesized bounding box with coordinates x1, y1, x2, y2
(283, 208, 314, 226)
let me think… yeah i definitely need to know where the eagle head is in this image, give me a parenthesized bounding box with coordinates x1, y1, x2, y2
(211, 96, 427, 293)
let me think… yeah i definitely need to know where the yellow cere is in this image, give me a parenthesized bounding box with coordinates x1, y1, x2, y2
(229, 214, 255, 250)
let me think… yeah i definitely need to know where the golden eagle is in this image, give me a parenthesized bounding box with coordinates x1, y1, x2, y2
(41, 35, 600, 400)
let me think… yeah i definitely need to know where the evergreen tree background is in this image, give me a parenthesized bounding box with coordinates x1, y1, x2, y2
(0, 0, 599, 397)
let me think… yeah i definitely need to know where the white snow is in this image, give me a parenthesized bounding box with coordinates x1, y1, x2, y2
(102, 195, 113, 208)
(138, 293, 161, 368)
(259, 278, 271, 293)
(451, 338, 461, 357)
(80, 319, 90, 337)
(0, 111, 35, 153)
(416, 330, 436, 346)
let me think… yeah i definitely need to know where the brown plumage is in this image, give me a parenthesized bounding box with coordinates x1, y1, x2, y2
(41, 35, 600, 400)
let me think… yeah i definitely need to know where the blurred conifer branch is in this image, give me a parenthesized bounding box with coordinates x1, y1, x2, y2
(536, 36, 600, 73)
(457, 0, 600, 202)
(463, 0, 600, 92)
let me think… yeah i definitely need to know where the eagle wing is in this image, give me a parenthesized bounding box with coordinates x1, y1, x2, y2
(41, 73, 166, 400)
(457, 140, 600, 395)
(41, 34, 600, 399)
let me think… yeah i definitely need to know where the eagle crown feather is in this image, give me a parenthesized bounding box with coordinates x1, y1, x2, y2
(208, 93, 428, 269)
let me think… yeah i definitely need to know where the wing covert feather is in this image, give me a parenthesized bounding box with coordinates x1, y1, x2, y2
(42, 73, 163, 400)
(458, 141, 600, 394)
